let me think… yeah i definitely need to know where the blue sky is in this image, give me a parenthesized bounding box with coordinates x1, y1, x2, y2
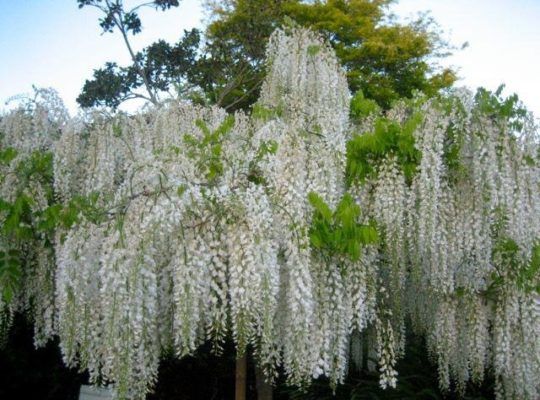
(1, 0, 539, 116)
(394, 0, 540, 117)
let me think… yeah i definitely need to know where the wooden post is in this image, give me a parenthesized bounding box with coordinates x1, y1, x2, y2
(255, 366, 273, 400)
(235, 354, 247, 400)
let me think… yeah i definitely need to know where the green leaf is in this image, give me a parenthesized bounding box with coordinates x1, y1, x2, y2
(310, 231, 323, 248)
(350, 90, 380, 120)
(308, 192, 378, 265)
(346, 112, 422, 185)
(195, 119, 211, 137)
(0, 147, 18, 165)
(358, 224, 378, 244)
(307, 44, 321, 56)
(214, 115, 235, 137)
(0, 249, 22, 303)
(308, 192, 332, 222)
(177, 184, 187, 197)
(112, 123, 122, 137)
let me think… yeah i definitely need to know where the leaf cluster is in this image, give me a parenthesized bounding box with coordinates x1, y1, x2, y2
(347, 112, 423, 185)
(183, 115, 235, 183)
(282, 0, 455, 109)
(308, 192, 378, 266)
(0, 250, 21, 303)
(350, 90, 381, 121)
(0, 150, 54, 302)
(474, 84, 528, 131)
(0, 146, 103, 303)
(0, 148, 18, 166)
(251, 104, 284, 123)
(489, 238, 540, 295)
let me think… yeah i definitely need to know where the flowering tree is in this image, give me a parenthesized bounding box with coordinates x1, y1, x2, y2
(347, 86, 540, 398)
(0, 27, 539, 400)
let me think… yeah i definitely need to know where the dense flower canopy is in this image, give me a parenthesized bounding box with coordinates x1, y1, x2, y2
(0, 28, 539, 400)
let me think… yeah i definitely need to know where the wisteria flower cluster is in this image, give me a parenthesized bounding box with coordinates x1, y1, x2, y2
(0, 27, 538, 400)
(350, 88, 540, 398)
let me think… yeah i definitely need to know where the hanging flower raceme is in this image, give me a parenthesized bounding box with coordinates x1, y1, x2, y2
(0, 88, 67, 346)
(348, 87, 540, 399)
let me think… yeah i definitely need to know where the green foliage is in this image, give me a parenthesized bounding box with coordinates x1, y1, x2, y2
(77, 0, 197, 108)
(0, 149, 55, 241)
(0, 148, 18, 166)
(306, 44, 321, 56)
(255, 140, 278, 159)
(80, 0, 456, 111)
(183, 115, 235, 182)
(0, 149, 51, 303)
(199, 0, 288, 111)
(45, 193, 104, 231)
(205, 0, 456, 110)
(77, 62, 139, 109)
(0, 145, 103, 305)
(16, 151, 54, 198)
(473, 86, 540, 168)
(308, 192, 378, 266)
(489, 238, 540, 295)
(0, 195, 33, 241)
(0, 150, 56, 304)
(474, 84, 528, 131)
(251, 104, 284, 122)
(176, 184, 187, 198)
(0, 249, 21, 303)
(347, 112, 423, 184)
(78, 30, 201, 108)
(520, 243, 540, 293)
(350, 91, 380, 121)
(430, 94, 471, 180)
(442, 125, 465, 179)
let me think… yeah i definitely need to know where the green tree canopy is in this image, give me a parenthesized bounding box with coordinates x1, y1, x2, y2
(205, 0, 456, 110)
(77, 0, 456, 111)
(77, 30, 201, 108)
(76, 0, 188, 107)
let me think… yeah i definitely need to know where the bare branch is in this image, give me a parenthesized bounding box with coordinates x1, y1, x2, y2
(103, 0, 159, 105)
(128, 1, 156, 14)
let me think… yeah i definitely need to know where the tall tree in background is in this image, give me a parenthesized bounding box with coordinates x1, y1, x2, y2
(192, 0, 288, 111)
(77, 0, 456, 111)
(204, 0, 456, 110)
(76, 0, 200, 108)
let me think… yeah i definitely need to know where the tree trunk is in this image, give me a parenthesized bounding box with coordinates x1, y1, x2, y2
(255, 366, 273, 400)
(235, 355, 247, 400)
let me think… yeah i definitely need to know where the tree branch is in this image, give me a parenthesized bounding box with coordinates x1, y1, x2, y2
(105, 0, 160, 105)
(128, 1, 156, 14)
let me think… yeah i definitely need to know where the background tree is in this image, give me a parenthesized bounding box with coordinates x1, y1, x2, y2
(77, 0, 456, 111)
(204, 0, 456, 110)
(76, 0, 196, 108)
(191, 0, 288, 111)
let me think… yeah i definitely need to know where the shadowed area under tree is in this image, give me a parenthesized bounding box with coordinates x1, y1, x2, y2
(0, 316, 497, 399)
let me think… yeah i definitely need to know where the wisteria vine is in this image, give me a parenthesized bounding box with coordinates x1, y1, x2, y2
(0, 28, 539, 400)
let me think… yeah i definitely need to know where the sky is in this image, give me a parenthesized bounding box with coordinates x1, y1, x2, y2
(0, 0, 539, 116)
(392, 0, 540, 117)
